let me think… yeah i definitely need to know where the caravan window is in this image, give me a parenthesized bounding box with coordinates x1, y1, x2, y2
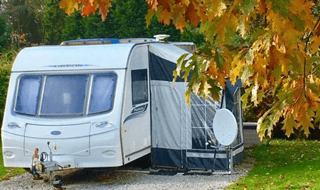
(41, 75, 89, 116)
(15, 75, 42, 115)
(89, 73, 117, 114)
(132, 69, 148, 105)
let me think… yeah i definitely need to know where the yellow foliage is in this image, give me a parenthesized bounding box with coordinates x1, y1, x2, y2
(310, 36, 320, 54)
(59, 0, 78, 15)
(59, 0, 320, 139)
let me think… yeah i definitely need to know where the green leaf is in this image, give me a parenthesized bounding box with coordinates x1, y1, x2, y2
(200, 21, 217, 43)
(315, 107, 320, 123)
(289, 55, 303, 74)
(241, 0, 256, 15)
(249, 28, 265, 43)
(306, 82, 320, 94)
(241, 86, 253, 110)
(197, 42, 213, 57)
(273, 65, 282, 81)
(145, 9, 155, 27)
(214, 49, 225, 70)
(269, 0, 291, 18)
(289, 13, 305, 31)
(308, 56, 320, 64)
(257, 90, 264, 103)
(207, 78, 221, 101)
(258, 117, 273, 139)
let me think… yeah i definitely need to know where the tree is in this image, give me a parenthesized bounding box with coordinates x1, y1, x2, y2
(60, 0, 184, 41)
(4, 0, 42, 45)
(61, 11, 85, 40)
(0, 12, 12, 49)
(42, 0, 66, 45)
(59, 0, 320, 139)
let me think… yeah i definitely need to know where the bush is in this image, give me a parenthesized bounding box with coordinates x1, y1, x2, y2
(0, 49, 17, 125)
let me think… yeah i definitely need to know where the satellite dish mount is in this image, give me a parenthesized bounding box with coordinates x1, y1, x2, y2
(210, 108, 238, 174)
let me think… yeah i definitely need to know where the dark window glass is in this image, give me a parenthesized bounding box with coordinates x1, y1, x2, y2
(89, 73, 117, 114)
(132, 69, 148, 105)
(15, 75, 42, 115)
(41, 75, 89, 115)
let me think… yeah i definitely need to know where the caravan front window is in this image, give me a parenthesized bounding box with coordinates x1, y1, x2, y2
(15, 75, 42, 115)
(41, 75, 89, 116)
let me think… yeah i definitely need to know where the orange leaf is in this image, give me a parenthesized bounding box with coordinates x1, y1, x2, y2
(185, 3, 199, 27)
(316, 24, 320, 36)
(216, 72, 226, 88)
(160, 9, 171, 25)
(82, 2, 96, 16)
(158, 0, 171, 11)
(172, 3, 187, 31)
(175, 16, 188, 31)
(98, 0, 111, 20)
(256, 0, 267, 15)
(150, 0, 158, 11)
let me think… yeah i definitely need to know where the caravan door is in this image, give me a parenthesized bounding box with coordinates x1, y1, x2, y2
(121, 45, 151, 164)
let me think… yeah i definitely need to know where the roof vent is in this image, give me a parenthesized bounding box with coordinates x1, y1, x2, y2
(154, 34, 170, 42)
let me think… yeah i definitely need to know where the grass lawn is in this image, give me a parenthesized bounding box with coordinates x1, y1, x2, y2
(0, 141, 25, 181)
(227, 139, 320, 190)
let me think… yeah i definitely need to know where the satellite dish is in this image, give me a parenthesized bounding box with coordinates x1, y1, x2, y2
(212, 108, 238, 146)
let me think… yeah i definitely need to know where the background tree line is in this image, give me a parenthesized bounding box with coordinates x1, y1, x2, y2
(0, 0, 204, 48)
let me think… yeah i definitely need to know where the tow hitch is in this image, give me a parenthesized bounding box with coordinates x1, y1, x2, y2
(31, 141, 62, 188)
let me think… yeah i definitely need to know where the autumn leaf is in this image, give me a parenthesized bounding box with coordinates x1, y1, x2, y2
(282, 113, 296, 137)
(60, 0, 78, 15)
(298, 112, 314, 137)
(59, 0, 320, 139)
(185, 3, 199, 27)
(310, 36, 320, 54)
(82, 2, 96, 16)
(181, 0, 190, 6)
(145, 9, 155, 27)
(230, 51, 244, 84)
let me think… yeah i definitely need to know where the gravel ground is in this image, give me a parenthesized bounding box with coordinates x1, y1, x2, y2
(0, 156, 254, 190)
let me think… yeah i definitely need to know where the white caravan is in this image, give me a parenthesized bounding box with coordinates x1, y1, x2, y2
(2, 37, 244, 182)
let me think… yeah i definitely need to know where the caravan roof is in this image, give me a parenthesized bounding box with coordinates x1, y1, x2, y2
(12, 43, 135, 72)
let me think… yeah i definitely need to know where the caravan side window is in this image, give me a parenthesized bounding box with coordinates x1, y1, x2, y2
(132, 69, 148, 105)
(15, 75, 42, 115)
(89, 73, 117, 114)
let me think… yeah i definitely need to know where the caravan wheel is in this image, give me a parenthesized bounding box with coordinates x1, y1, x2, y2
(23, 168, 32, 174)
(52, 175, 62, 188)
